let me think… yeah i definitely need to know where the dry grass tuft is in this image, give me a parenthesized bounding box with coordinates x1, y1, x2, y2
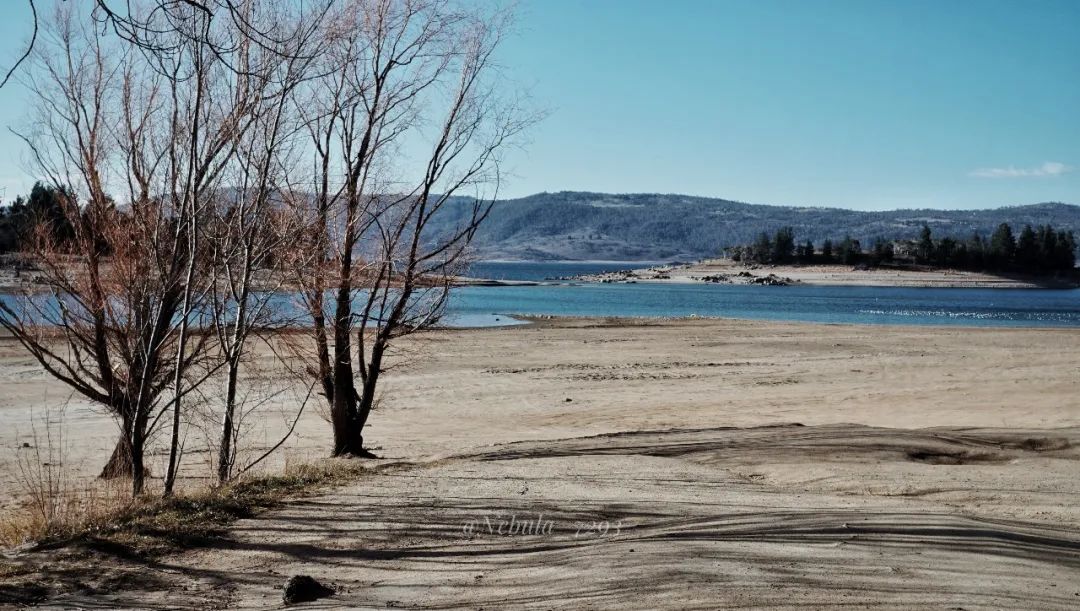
(0, 481, 132, 548)
(94, 459, 369, 554)
(0, 456, 369, 606)
(1, 457, 368, 555)
(1, 403, 368, 552)
(0, 406, 371, 606)
(1, 405, 132, 548)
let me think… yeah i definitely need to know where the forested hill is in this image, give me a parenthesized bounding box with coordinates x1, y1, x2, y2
(429, 192, 1080, 261)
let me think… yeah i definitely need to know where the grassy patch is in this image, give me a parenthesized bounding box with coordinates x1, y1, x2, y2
(70, 460, 364, 553)
(0, 459, 369, 605)
(103, 460, 368, 553)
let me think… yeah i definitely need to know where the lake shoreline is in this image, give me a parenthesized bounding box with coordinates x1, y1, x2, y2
(4, 317, 1079, 607)
(6, 259, 1075, 294)
(553, 258, 1080, 289)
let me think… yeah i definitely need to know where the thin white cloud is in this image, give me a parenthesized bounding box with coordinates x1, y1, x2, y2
(969, 161, 1072, 178)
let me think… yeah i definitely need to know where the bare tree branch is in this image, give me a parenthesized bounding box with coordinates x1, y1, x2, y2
(0, 0, 38, 89)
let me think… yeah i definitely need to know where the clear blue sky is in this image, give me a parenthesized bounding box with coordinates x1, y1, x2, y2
(0, 0, 1077, 210)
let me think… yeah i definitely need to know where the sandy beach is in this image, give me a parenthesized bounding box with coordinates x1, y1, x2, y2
(581, 258, 1079, 288)
(2, 317, 1079, 607)
(1, 0, 1077, 607)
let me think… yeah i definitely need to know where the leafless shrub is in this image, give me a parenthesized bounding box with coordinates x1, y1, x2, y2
(1, 404, 131, 547)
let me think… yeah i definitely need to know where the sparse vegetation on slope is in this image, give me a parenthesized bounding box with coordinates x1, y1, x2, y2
(426, 192, 1080, 261)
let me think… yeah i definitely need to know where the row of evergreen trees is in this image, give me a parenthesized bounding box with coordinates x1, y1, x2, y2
(730, 223, 1077, 273)
(0, 183, 76, 254)
(730, 228, 883, 266)
(912, 223, 1076, 272)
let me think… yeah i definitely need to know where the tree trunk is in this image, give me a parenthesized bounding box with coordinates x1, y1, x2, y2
(330, 242, 364, 456)
(99, 434, 134, 479)
(217, 368, 239, 484)
(346, 336, 386, 458)
(334, 372, 378, 459)
(330, 368, 372, 457)
(131, 430, 146, 496)
(354, 365, 378, 445)
(330, 374, 361, 456)
(164, 221, 199, 495)
(99, 429, 151, 492)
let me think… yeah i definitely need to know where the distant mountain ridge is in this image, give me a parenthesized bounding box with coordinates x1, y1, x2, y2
(428, 192, 1080, 261)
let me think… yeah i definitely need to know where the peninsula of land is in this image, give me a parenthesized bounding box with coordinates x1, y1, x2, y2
(572, 258, 1080, 288)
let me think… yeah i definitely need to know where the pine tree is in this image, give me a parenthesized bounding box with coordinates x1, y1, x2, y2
(772, 226, 796, 263)
(751, 232, 772, 264)
(839, 235, 861, 265)
(989, 223, 1016, 267)
(1016, 224, 1038, 268)
(935, 236, 957, 266)
(967, 232, 986, 269)
(1059, 230, 1077, 270)
(916, 224, 934, 264)
(1037, 225, 1057, 270)
(871, 238, 894, 263)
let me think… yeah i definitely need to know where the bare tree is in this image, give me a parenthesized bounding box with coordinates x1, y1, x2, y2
(3, 0, 532, 495)
(1, 1, 294, 495)
(162, 2, 256, 495)
(3, 0, 333, 88)
(287, 0, 531, 457)
(120, 0, 328, 495)
(205, 3, 327, 483)
(1, 0, 37, 89)
(0, 5, 210, 495)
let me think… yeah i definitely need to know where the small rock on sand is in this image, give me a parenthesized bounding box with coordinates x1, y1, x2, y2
(283, 575, 334, 605)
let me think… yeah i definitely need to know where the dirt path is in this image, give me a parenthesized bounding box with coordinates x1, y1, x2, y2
(29, 423, 1080, 609)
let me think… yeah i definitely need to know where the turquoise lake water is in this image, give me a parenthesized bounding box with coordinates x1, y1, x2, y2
(444, 262, 1080, 328)
(3, 262, 1078, 329)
